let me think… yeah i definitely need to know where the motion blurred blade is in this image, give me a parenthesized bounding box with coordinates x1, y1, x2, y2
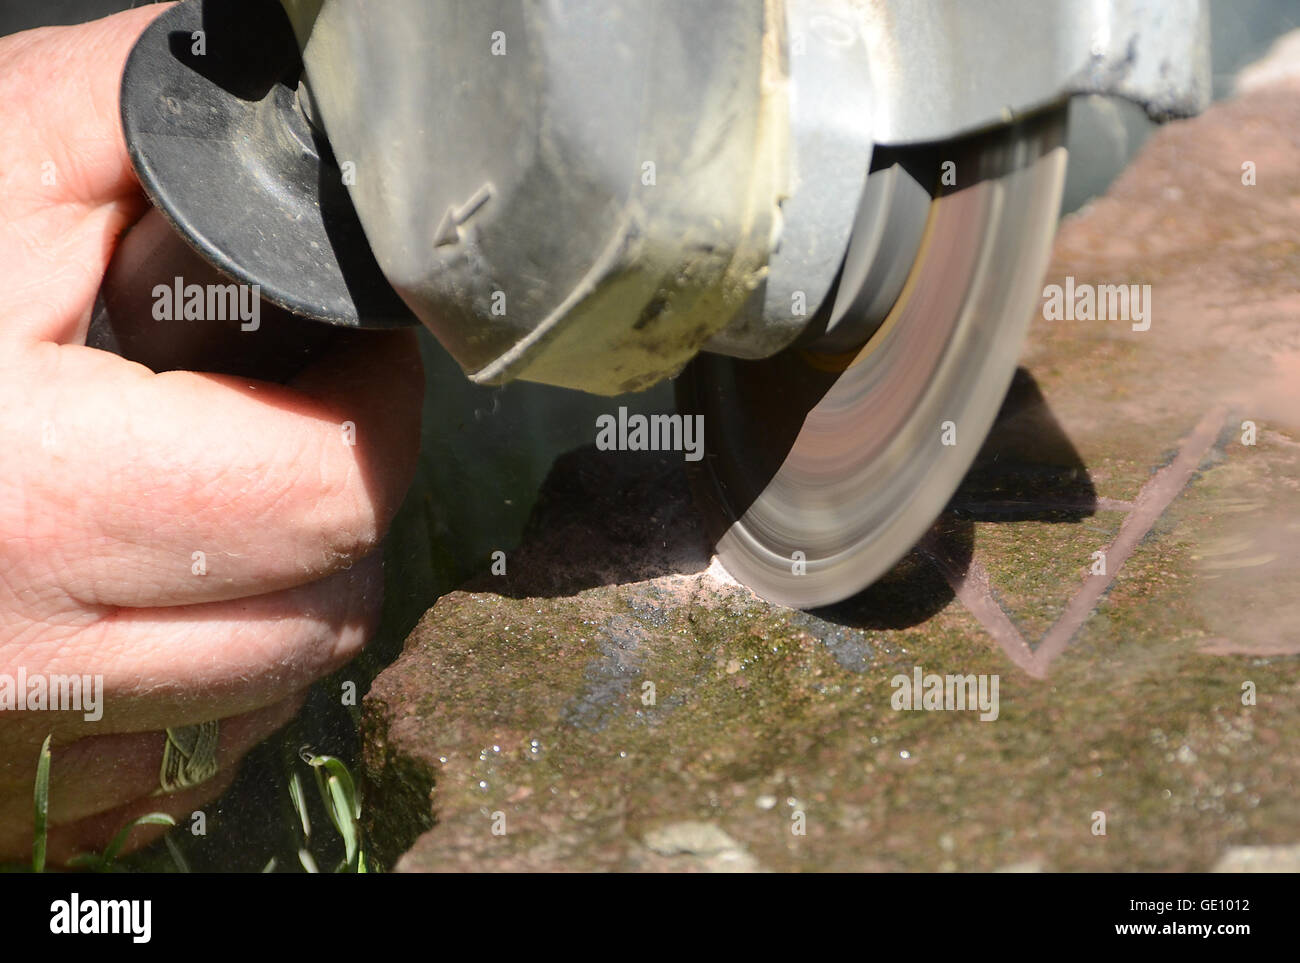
(679, 113, 1068, 608)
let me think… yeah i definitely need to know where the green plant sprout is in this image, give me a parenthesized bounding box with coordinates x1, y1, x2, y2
(30, 733, 176, 873)
(294, 747, 367, 873)
(21, 734, 367, 873)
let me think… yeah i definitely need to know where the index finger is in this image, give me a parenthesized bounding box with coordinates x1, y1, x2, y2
(0, 4, 172, 210)
(0, 6, 175, 344)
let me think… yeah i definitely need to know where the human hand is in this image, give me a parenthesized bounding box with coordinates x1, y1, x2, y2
(0, 6, 423, 863)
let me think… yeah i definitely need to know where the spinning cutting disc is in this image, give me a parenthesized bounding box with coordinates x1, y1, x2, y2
(679, 111, 1068, 608)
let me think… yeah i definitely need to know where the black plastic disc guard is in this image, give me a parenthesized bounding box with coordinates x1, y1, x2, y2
(121, 0, 416, 328)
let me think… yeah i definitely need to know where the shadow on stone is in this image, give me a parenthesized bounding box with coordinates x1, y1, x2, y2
(813, 367, 1096, 630)
(474, 447, 712, 598)
(478, 367, 1094, 636)
(949, 367, 1099, 523)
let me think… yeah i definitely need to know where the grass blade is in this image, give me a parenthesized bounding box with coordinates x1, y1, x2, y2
(326, 774, 358, 868)
(288, 771, 311, 839)
(307, 755, 361, 821)
(163, 834, 190, 873)
(101, 813, 175, 868)
(32, 735, 52, 873)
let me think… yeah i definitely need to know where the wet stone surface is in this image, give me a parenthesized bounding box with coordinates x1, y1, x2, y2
(362, 80, 1300, 872)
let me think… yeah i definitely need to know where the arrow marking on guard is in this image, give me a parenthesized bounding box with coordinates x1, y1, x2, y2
(434, 182, 495, 247)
